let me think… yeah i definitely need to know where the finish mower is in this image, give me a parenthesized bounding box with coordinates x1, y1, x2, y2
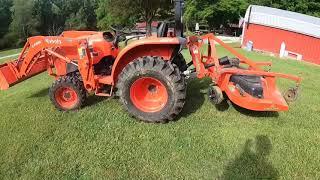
(0, 0, 301, 123)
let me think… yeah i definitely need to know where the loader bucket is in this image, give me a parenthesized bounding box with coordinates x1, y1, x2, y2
(0, 59, 48, 90)
(0, 63, 19, 90)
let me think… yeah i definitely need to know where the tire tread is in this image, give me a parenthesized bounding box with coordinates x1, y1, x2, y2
(117, 56, 187, 123)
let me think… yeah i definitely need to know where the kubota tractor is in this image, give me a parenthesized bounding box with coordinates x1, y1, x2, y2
(0, 0, 301, 123)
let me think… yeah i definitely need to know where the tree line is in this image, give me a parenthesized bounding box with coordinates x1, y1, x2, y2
(0, 0, 320, 49)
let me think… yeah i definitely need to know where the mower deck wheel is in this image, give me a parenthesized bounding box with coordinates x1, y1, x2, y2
(208, 85, 224, 105)
(284, 87, 299, 103)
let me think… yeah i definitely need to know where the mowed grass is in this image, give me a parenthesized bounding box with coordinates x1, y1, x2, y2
(0, 45, 320, 179)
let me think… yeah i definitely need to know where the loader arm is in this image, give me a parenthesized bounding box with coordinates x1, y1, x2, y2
(0, 36, 95, 90)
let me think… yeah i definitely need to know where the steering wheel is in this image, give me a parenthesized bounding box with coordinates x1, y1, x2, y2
(110, 26, 146, 47)
(110, 26, 127, 47)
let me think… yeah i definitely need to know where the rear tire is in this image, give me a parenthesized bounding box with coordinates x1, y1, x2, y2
(117, 56, 186, 123)
(172, 53, 188, 72)
(49, 76, 86, 111)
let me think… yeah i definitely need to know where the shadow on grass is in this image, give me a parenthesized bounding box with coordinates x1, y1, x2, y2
(233, 104, 279, 118)
(215, 98, 231, 112)
(178, 78, 279, 119)
(214, 96, 279, 118)
(28, 88, 49, 98)
(178, 78, 211, 119)
(28, 88, 107, 108)
(27, 81, 278, 119)
(85, 95, 108, 107)
(221, 135, 279, 180)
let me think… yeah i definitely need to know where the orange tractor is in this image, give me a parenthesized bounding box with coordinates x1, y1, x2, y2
(0, 0, 301, 123)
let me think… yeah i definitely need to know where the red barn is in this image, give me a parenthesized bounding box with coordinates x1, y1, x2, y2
(135, 21, 159, 32)
(241, 5, 320, 65)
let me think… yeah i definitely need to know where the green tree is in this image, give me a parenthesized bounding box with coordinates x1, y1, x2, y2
(106, 0, 172, 35)
(184, 0, 248, 31)
(10, 0, 39, 45)
(64, 0, 98, 30)
(248, 0, 320, 17)
(96, 0, 135, 30)
(2, 0, 320, 49)
(185, 0, 320, 32)
(33, 0, 58, 35)
(0, 0, 14, 49)
(33, 0, 98, 35)
(0, 0, 13, 38)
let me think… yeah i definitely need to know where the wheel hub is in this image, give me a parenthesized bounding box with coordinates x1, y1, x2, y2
(148, 84, 157, 93)
(284, 87, 299, 102)
(55, 87, 78, 109)
(130, 77, 168, 113)
(63, 92, 72, 100)
(208, 85, 224, 105)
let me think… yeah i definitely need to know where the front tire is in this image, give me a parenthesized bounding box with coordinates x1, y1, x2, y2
(117, 56, 186, 123)
(49, 76, 86, 111)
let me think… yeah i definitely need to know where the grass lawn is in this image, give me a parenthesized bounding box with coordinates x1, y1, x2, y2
(0, 48, 22, 61)
(0, 45, 319, 179)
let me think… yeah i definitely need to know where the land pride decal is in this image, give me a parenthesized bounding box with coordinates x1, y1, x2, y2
(193, 48, 201, 72)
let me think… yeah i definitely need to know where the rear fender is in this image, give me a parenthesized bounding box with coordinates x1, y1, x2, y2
(111, 37, 184, 84)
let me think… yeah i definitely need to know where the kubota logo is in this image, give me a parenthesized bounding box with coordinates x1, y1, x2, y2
(45, 39, 62, 45)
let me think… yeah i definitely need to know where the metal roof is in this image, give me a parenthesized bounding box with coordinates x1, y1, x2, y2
(244, 5, 320, 38)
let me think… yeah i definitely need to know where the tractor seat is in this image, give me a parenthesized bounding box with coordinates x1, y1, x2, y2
(157, 22, 169, 37)
(230, 75, 264, 99)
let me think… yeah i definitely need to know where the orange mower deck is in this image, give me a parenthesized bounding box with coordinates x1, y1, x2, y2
(187, 34, 301, 112)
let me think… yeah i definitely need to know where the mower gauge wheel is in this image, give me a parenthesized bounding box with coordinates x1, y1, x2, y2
(284, 87, 299, 103)
(208, 85, 224, 105)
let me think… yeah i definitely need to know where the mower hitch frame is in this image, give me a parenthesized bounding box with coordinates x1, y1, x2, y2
(187, 33, 302, 112)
